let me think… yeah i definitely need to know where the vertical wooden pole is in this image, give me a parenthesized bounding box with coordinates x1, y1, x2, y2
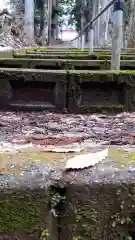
(89, 25, 94, 54)
(80, 19, 85, 50)
(78, 37, 81, 48)
(111, 0, 124, 70)
(96, 0, 101, 47)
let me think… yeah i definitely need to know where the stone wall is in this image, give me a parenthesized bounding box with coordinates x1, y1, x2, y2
(0, 69, 135, 112)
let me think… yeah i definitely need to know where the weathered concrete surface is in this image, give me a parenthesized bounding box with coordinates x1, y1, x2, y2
(0, 69, 67, 111)
(67, 70, 135, 113)
(0, 77, 13, 108)
(62, 167, 135, 240)
(26, 47, 135, 53)
(1, 59, 135, 70)
(13, 53, 135, 60)
(26, 51, 135, 56)
(0, 47, 135, 239)
(0, 58, 29, 68)
(0, 111, 135, 238)
(0, 69, 135, 113)
(0, 146, 135, 239)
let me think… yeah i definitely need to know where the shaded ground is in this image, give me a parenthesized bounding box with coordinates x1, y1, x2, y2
(0, 111, 135, 146)
(0, 233, 33, 240)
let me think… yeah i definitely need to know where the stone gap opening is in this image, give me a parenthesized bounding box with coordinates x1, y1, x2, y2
(75, 65, 100, 70)
(80, 81, 124, 106)
(48, 186, 67, 240)
(120, 65, 135, 70)
(35, 65, 61, 70)
(9, 80, 55, 107)
(0, 64, 22, 68)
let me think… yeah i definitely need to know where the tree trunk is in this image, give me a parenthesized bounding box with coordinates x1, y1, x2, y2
(94, 0, 100, 47)
(100, 0, 110, 47)
(127, 0, 135, 47)
(24, 0, 34, 40)
(39, 0, 45, 38)
(51, 0, 57, 39)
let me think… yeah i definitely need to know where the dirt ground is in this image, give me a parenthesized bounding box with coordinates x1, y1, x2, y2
(0, 233, 33, 240)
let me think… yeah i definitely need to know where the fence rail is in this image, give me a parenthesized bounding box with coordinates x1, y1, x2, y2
(70, 0, 118, 44)
(69, 0, 124, 70)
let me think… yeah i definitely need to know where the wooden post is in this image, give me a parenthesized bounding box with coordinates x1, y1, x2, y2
(81, 34, 85, 50)
(77, 37, 80, 48)
(80, 16, 85, 50)
(111, 0, 124, 70)
(100, 0, 109, 47)
(89, 24, 94, 54)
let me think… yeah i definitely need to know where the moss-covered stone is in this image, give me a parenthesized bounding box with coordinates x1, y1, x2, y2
(1, 147, 135, 240)
(13, 53, 135, 60)
(26, 51, 135, 57)
(67, 70, 135, 113)
(59, 150, 135, 240)
(0, 191, 48, 237)
(0, 59, 135, 71)
(64, 183, 135, 240)
(68, 70, 135, 85)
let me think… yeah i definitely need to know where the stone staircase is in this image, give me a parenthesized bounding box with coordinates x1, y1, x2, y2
(0, 47, 135, 113)
(0, 47, 135, 240)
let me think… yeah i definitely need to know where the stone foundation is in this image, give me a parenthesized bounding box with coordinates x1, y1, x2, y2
(0, 69, 135, 112)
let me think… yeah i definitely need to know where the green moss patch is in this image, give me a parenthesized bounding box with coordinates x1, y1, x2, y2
(108, 147, 135, 168)
(0, 191, 49, 238)
(68, 70, 135, 86)
(13, 53, 135, 61)
(0, 151, 73, 169)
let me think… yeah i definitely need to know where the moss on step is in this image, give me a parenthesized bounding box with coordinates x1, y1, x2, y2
(0, 147, 135, 168)
(0, 51, 13, 58)
(69, 70, 135, 86)
(64, 148, 135, 240)
(0, 151, 74, 168)
(13, 53, 135, 60)
(1, 58, 135, 70)
(108, 148, 135, 168)
(0, 147, 135, 239)
(29, 51, 135, 56)
(0, 191, 49, 238)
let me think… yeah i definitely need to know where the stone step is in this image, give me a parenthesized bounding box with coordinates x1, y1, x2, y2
(9, 101, 56, 111)
(26, 50, 135, 55)
(28, 47, 135, 52)
(13, 53, 135, 60)
(0, 68, 134, 113)
(0, 58, 135, 70)
(0, 68, 66, 111)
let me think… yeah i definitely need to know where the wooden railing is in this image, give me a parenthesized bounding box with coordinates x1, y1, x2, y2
(69, 0, 124, 70)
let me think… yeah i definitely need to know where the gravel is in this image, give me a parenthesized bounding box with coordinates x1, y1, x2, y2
(0, 111, 134, 146)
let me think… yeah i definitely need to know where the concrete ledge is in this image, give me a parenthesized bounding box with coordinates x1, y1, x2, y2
(0, 69, 67, 111)
(0, 150, 135, 240)
(13, 53, 135, 60)
(67, 70, 135, 113)
(0, 59, 135, 70)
